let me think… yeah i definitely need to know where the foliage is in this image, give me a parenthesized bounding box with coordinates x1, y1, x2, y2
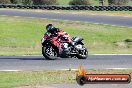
(108, 0, 128, 5)
(0, 0, 11, 4)
(32, 0, 58, 5)
(69, 0, 91, 5)
(22, 0, 33, 5)
(10, 0, 20, 4)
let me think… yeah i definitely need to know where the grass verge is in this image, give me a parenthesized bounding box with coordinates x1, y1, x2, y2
(0, 70, 76, 88)
(0, 69, 132, 88)
(0, 15, 132, 55)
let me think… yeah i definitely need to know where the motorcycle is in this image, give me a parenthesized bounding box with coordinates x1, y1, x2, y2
(41, 31, 88, 60)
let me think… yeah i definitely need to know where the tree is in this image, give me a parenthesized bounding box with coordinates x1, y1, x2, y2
(69, 0, 91, 5)
(108, 0, 128, 5)
(0, 0, 11, 4)
(10, 0, 19, 4)
(99, 0, 105, 5)
(22, 0, 33, 5)
(33, 0, 58, 5)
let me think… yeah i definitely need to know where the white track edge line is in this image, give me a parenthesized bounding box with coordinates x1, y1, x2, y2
(0, 68, 132, 72)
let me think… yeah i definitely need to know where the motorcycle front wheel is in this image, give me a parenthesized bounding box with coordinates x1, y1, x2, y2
(76, 46, 88, 59)
(42, 45, 58, 60)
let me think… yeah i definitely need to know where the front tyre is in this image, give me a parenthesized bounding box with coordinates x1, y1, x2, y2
(76, 46, 88, 59)
(42, 46, 58, 60)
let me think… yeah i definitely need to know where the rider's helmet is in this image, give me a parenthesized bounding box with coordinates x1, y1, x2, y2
(46, 24, 54, 33)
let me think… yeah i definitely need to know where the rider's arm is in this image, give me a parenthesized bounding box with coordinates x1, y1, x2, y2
(43, 32, 50, 39)
(44, 32, 50, 35)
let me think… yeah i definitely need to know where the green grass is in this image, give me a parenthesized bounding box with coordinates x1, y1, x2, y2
(0, 71, 76, 88)
(0, 16, 132, 55)
(0, 69, 132, 88)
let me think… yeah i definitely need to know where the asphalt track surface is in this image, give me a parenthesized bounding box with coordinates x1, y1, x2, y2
(0, 9, 132, 27)
(0, 55, 132, 70)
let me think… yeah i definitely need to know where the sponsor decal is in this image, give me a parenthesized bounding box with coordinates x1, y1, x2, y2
(76, 66, 131, 85)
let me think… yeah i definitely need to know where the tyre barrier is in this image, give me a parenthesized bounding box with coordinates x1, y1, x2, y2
(0, 4, 132, 11)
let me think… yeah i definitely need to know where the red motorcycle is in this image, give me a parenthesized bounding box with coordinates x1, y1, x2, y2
(41, 31, 88, 60)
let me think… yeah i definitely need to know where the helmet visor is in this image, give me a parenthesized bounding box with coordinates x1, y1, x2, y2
(47, 26, 54, 30)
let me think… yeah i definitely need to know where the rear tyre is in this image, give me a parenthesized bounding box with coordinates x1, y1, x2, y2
(42, 46, 58, 60)
(76, 46, 88, 59)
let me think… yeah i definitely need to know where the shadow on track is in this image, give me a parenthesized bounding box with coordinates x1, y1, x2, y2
(0, 56, 44, 60)
(0, 56, 74, 60)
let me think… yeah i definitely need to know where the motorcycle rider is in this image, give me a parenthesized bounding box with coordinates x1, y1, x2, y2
(45, 24, 60, 35)
(42, 24, 88, 59)
(44, 24, 71, 42)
